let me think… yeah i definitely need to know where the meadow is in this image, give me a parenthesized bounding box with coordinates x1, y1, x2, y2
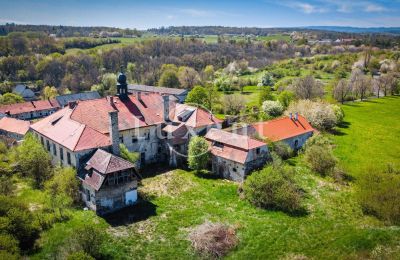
(28, 96, 400, 259)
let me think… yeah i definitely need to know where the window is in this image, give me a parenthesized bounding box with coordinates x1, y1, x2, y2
(213, 141, 224, 148)
(60, 147, 64, 161)
(46, 140, 50, 151)
(119, 136, 124, 143)
(40, 136, 44, 145)
(132, 136, 138, 143)
(86, 189, 91, 202)
(256, 148, 260, 154)
(233, 168, 237, 172)
(67, 152, 71, 165)
(145, 133, 150, 140)
(52, 143, 57, 156)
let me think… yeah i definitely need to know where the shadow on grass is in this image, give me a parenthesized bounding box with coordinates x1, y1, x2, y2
(329, 121, 351, 136)
(139, 163, 175, 179)
(194, 170, 222, 180)
(102, 200, 157, 227)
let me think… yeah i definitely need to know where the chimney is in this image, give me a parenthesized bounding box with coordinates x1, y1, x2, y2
(162, 95, 170, 122)
(108, 111, 120, 156)
(295, 112, 298, 121)
(68, 101, 77, 109)
(136, 91, 142, 102)
(289, 113, 293, 120)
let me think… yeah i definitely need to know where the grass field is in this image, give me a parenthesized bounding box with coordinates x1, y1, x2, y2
(333, 96, 400, 177)
(28, 96, 400, 259)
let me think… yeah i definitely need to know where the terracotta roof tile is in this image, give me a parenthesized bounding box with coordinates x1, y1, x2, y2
(82, 171, 104, 191)
(252, 115, 315, 142)
(0, 99, 59, 116)
(86, 149, 135, 174)
(0, 117, 30, 135)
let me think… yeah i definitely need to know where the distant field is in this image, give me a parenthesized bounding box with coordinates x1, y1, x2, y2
(333, 96, 400, 177)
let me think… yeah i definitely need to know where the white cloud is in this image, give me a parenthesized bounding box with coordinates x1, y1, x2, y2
(364, 4, 387, 12)
(166, 15, 176, 20)
(278, 1, 328, 14)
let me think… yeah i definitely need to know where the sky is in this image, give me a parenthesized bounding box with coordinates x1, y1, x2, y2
(1, 0, 400, 29)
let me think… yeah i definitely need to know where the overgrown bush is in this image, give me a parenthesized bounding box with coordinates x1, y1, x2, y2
(65, 224, 107, 259)
(356, 166, 400, 225)
(304, 145, 337, 176)
(271, 141, 293, 160)
(286, 100, 339, 130)
(243, 165, 304, 214)
(261, 100, 284, 118)
(188, 136, 209, 172)
(189, 221, 238, 258)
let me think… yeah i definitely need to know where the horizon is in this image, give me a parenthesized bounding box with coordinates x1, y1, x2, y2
(1, 0, 400, 29)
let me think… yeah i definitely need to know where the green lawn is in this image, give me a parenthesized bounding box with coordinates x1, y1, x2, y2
(333, 96, 400, 177)
(28, 96, 400, 259)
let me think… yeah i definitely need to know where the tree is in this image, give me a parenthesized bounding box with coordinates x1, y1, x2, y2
(202, 65, 215, 82)
(68, 225, 107, 259)
(45, 167, 80, 206)
(90, 84, 105, 96)
(259, 72, 275, 87)
(289, 75, 324, 100)
(222, 94, 245, 115)
(42, 86, 58, 99)
(261, 100, 284, 118)
(188, 136, 209, 172)
(0, 93, 24, 105)
(243, 165, 303, 214)
(377, 73, 396, 97)
(101, 73, 117, 95)
(203, 83, 221, 112)
(186, 86, 208, 108)
(258, 87, 274, 105)
(119, 143, 139, 164)
(333, 79, 351, 104)
(277, 90, 295, 108)
(159, 69, 180, 88)
(126, 62, 138, 83)
(178, 66, 200, 89)
(12, 133, 52, 188)
(349, 69, 372, 101)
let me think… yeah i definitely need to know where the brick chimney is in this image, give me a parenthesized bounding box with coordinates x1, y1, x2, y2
(162, 95, 170, 122)
(108, 111, 120, 156)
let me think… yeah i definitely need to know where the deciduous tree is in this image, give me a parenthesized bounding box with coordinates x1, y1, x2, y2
(188, 136, 209, 172)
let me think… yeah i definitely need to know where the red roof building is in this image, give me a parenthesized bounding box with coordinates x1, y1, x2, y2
(0, 117, 30, 140)
(205, 128, 268, 182)
(0, 99, 59, 120)
(251, 115, 315, 142)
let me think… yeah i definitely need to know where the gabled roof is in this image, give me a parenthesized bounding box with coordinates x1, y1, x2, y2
(0, 99, 59, 116)
(252, 115, 315, 142)
(170, 104, 222, 128)
(86, 149, 135, 175)
(128, 84, 188, 96)
(70, 93, 166, 134)
(30, 108, 111, 152)
(13, 85, 35, 98)
(55, 91, 101, 107)
(205, 128, 266, 164)
(205, 128, 266, 150)
(0, 117, 30, 136)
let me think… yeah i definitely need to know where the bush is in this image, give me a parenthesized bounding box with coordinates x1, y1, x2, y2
(261, 100, 284, 118)
(357, 167, 400, 225)
(67, 251, 95, 260)
(67, 225, 107, 259)
(304, 145, 337, 176)
(120, 143, 139, 164)
(277, 90, 295, 108)
(189, 221, 238, 258)
(332, 105, 345, 124)
(286, 100, 338, 130)
(271, 142, 293, 160)
(243, 165, 303, 214)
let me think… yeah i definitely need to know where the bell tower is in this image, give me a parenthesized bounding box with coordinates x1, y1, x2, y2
(117, 66, 128, 100)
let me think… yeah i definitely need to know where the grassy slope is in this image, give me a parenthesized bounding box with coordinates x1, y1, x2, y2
(333, 96, 400, 177)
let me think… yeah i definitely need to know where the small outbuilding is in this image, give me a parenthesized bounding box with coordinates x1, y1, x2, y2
(80, 149, 138, 215)
(205, 128, 268, 182)
(13, 84, 36, 101)
(0, 117, 30, 141)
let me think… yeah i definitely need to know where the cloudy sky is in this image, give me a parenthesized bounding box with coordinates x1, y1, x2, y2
(1, 0, 399, 29)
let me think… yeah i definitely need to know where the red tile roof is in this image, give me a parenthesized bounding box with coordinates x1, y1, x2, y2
(0, 117, 30, 135)
(205, 129, 266, 164)
(82, 171, 105, 191)
(170, 104, 222, 128)
(30, 108, 111, 152)
(0, 99, 59, 116)
(86, 149, 135, 174)
(252, 115, 315, 142)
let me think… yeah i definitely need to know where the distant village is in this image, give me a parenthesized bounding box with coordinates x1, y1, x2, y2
(0, 70, 316, 215)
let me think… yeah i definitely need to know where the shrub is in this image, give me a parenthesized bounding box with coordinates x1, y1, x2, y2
(356, 167, 400, 225)
(189, 221, 238, 258)
(259, 72, 275, 86)
(286, 100, 338, 130)
(271, 142, 293, 160)
(67, 251, 95, 260)
(188, 137, 209, 172)
(67, 225, 107, 259)
(243, 165, 303, 214)
(332, 105, 345, 124)
(120, 143, 139, 164)
(304, 145, 337, 176)
(261, 100, 284, 118)
(277, 90, 295, 108)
